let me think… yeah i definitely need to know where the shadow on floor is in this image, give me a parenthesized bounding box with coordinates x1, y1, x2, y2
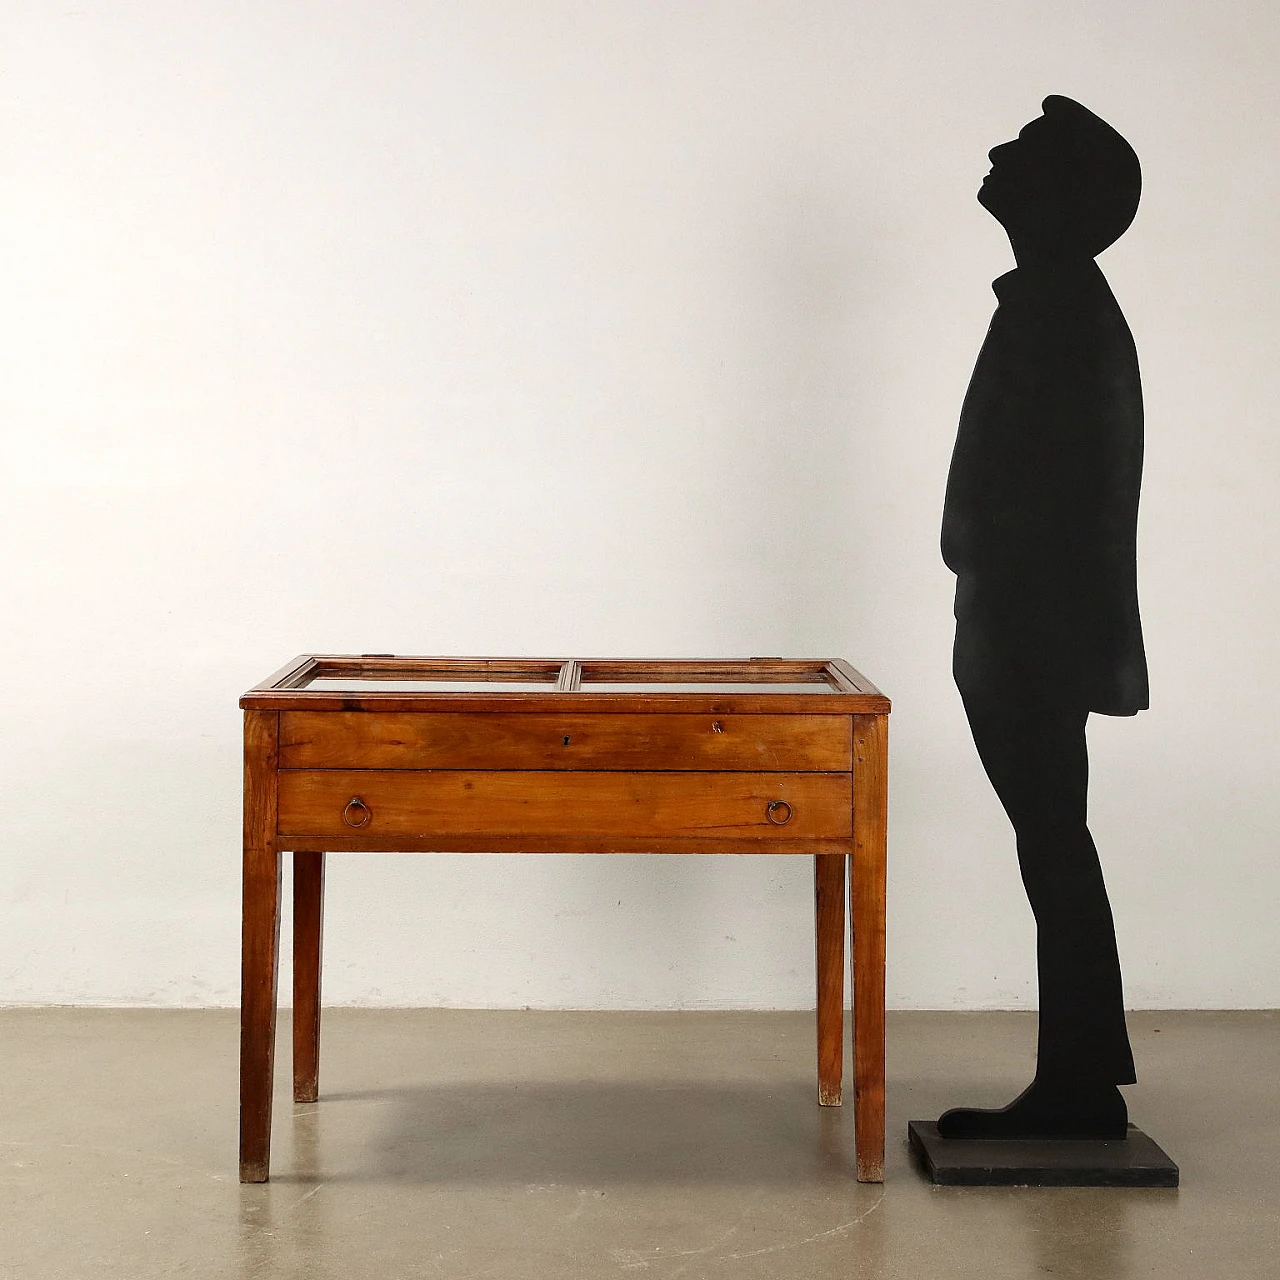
(276, 1078, 857, 1186)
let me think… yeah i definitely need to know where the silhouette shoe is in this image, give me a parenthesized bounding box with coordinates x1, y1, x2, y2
(936, 1078, 1128, 1140)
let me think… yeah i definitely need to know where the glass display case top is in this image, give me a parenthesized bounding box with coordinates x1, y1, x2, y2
(248, 655, 880, 700)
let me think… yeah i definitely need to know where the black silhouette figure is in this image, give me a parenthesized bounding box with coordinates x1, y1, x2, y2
(938, 96, 1146, 1140)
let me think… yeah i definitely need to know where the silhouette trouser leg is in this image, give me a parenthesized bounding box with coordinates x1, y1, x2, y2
(962, 695, 1135, 1086)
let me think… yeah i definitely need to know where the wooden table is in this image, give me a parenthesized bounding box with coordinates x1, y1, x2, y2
(239, 655, 890, 1183)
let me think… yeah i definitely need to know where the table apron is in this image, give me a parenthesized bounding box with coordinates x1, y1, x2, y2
(278, 711, 853, 772)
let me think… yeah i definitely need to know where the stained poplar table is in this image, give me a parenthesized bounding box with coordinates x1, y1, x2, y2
(239, 656, 890, 1183)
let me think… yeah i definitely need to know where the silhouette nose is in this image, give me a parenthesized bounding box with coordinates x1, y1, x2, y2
(988, 140, 1014, 165)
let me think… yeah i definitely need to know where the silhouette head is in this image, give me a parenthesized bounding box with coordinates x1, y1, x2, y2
(979, 96, 1141, 262)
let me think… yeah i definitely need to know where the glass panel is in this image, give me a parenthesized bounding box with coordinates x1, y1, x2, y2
(300, 677, 556, 693)
(578, 681, 835, 694)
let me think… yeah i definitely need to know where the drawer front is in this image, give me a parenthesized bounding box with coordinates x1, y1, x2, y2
(277, 770, 853, 841)
(279, 711, 851, 772)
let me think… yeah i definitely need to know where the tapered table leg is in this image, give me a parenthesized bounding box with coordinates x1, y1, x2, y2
(852, 713, 888, 1183)
(240, 712, 281, 1184)
(293, 851, 325, 1104)
(814, 853, 846, 1106)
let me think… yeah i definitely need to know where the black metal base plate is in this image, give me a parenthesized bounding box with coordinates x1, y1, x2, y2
(908, 1121, 1179, 1187)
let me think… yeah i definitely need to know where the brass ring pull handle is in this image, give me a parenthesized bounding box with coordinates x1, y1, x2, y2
(342, 797, 372, 829)
(765, 800, 793, 826)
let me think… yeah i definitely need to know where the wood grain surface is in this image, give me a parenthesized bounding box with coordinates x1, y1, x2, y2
(279, 711, 852, 772)
(240, 711, 281, 1183)
(277, 770, 853, 841)
(852, 713, 889, 1183)
(292, 850, 324, 1105)
(814, 853, 847, 1106)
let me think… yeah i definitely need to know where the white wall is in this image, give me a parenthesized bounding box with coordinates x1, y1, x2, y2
(2, 2, 1276, 1009)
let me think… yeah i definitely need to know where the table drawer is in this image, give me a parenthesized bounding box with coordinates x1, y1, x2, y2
(279, 711, 851, 772)
(277, 770, 853, 841)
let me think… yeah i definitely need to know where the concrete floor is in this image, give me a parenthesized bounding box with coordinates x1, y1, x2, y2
(1, 1009, 1275, 1279)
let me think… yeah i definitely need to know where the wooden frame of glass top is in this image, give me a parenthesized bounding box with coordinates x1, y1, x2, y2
(243, 654, 890, 713)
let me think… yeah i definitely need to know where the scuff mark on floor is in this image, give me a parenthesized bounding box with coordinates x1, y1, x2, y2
(283, 1184, 322, 1215)
(726, 1194, 884, 1260)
